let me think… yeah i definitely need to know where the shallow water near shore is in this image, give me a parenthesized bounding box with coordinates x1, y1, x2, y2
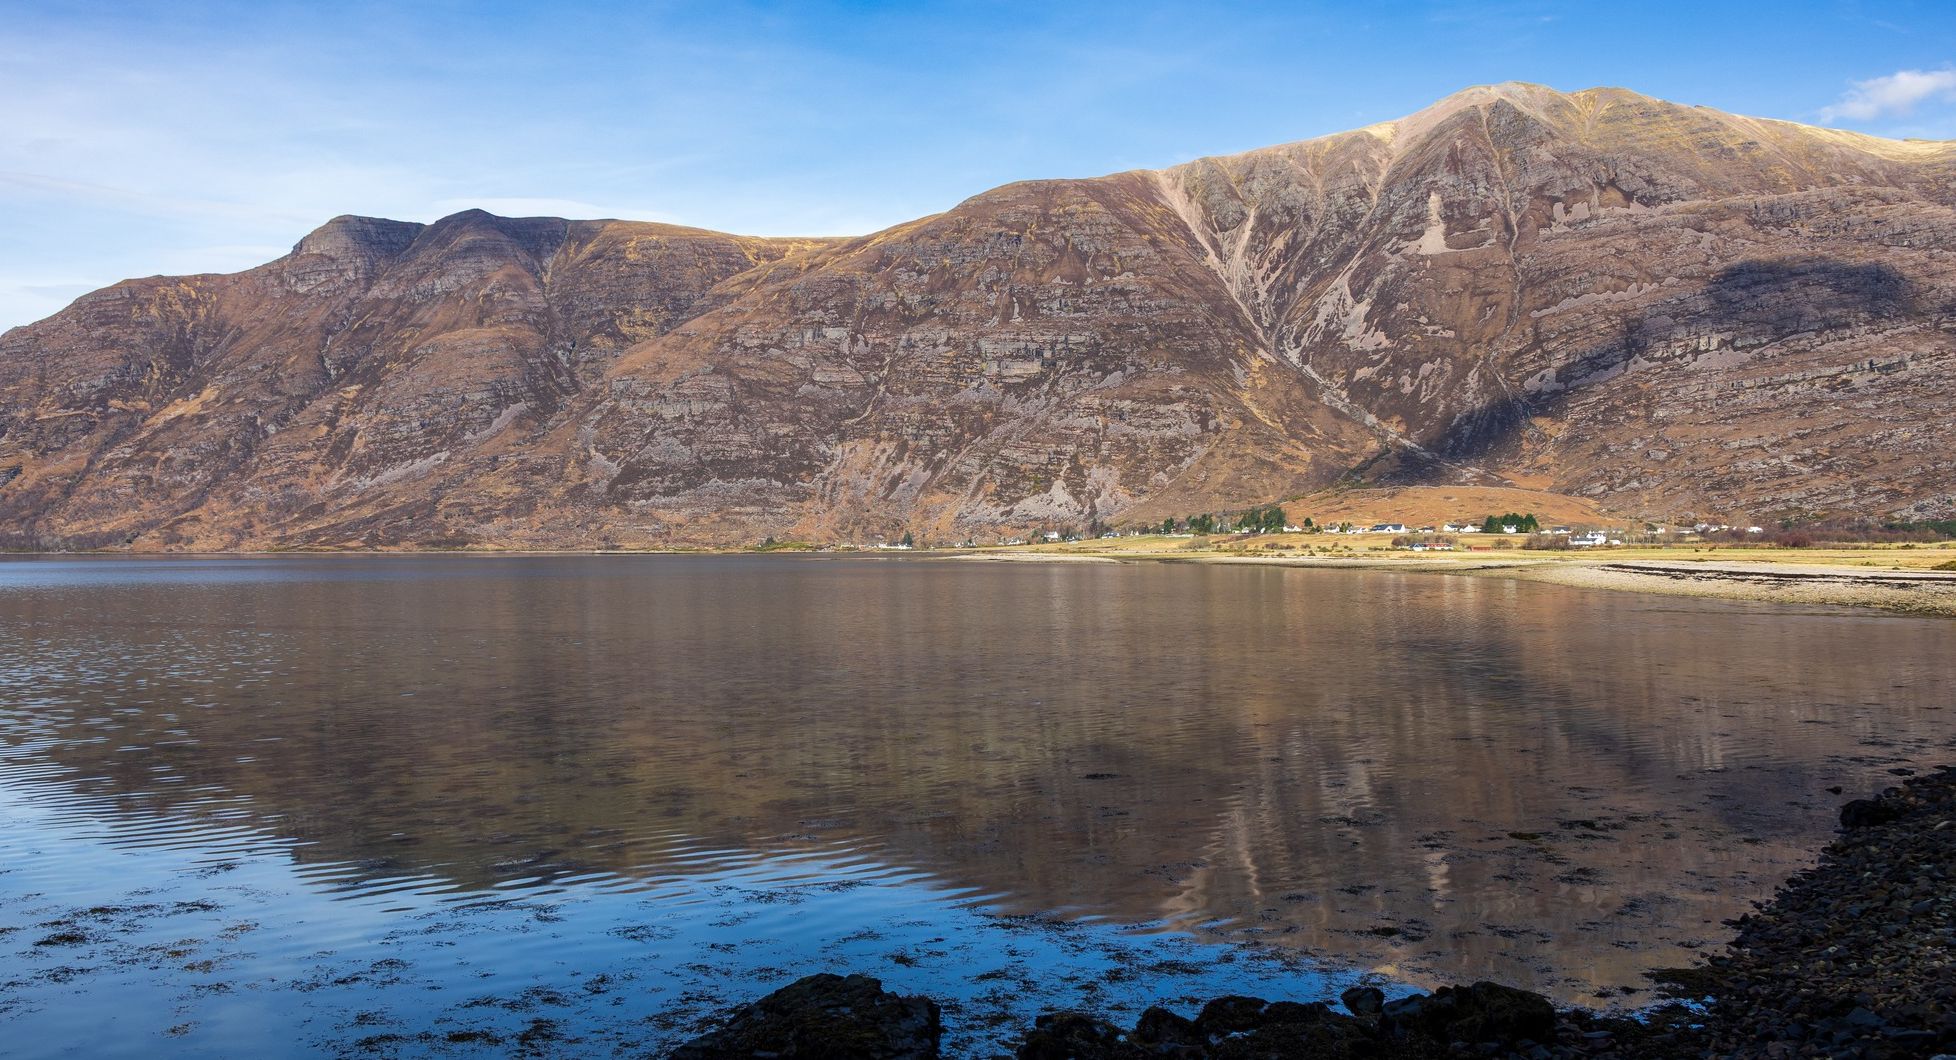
(2, 554, 1952, 1056)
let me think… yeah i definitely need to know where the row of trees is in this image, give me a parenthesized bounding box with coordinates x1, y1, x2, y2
(1235, 505, 1293, 533)
(1482, 512, 1540, 534)
(1146, 509, 1543, 537)
(1158, 507, 1302, 535)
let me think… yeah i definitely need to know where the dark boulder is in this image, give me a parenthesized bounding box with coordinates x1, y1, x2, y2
(1018, 996, 1381, 1059)
(1381, 981, 1556, 1045)
(1013, 979, 1575, 1058)
(1452, 981, 1557, 1043)
(1131, 1006, 1202, 1053)
(1017, 1011, 1136, 1059)
(671, 973, 941, 1059)
(1192, 995, 1271, 1036)
(1840, 797, 1904, 829)
(1340, 986, 1385, 1025)
(1205, 1000, 1378, 1059)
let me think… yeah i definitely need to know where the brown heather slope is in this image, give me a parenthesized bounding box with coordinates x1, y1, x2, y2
(3, 83, 1954, 549)
(0, 213, 834, 547)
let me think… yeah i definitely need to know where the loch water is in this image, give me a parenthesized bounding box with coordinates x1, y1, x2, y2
(1, 555, 1951, 1056)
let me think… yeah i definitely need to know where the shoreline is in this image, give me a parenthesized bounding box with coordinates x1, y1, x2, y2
(952, 550, 1956, 617)
(675, 767, 1956, 1057)
(8, 545, 1956, 617)
(5, 545, 1956, 616)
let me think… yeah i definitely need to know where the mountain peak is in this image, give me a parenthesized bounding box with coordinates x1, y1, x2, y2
(1357, 82, 1643, 150)
(1170, 81, 1954, 183)
(428, 207, 532, 229)
(292, 215, 425, 263)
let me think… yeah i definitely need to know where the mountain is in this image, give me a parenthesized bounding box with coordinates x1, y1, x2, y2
(4, 83, 1953, 549)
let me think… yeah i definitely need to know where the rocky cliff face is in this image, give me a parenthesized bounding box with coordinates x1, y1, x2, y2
(4, 84, 1953, 549)
(1152, 84, 1956, 516)
(0, 212, 832, 547)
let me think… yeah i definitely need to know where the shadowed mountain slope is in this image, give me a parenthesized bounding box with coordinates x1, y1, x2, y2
(4, 83, 1953, 548)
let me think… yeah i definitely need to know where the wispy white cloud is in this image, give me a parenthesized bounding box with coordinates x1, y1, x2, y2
(1819, 67, 1956, 122)
(0, 278, 99, 338)
(0, 171, 324, 227)
(19, 282, 95, 300)
(153, 246, 294, 276)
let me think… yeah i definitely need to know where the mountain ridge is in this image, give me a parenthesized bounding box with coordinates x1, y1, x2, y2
(4, 83, 1952, 549)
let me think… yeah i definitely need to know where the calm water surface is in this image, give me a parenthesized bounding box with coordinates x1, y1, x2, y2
(1, 555, 1951, 1056)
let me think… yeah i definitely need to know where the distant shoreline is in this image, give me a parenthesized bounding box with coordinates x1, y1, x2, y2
(5, 546, 1955, 617)
(951, 549, 1956, 617)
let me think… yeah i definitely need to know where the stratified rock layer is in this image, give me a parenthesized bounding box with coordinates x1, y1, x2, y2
(4, 83, 1953, 549)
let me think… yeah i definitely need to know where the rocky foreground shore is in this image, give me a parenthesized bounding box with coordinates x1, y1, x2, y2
(671, 767, 1956, 1058)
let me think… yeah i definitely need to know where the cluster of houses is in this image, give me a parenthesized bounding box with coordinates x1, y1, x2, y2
(1695, 522, 1768, 535)
(1311, 522, 1633, 548)
(869, 514, 1778, 551)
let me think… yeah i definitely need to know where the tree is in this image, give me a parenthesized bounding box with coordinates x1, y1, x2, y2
(1302, 517, 1315, 530)
(1483, 512, 1540, 534)
(1160, 517, 1177, 534)
(900, 531, 914, 548)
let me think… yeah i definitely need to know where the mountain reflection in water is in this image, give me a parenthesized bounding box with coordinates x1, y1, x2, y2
(2, 554, 1951, 1010)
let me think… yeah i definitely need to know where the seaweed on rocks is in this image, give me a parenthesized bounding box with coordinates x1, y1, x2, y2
(669, 973, 941, 1059)
(676, 976, 1663, 1058)
(1011, 982, 1642, 1058)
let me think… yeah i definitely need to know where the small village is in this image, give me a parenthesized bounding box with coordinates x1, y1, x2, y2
(869, 512, 1775, 552)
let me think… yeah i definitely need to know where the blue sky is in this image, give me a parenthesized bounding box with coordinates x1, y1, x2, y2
(4, 0, 1956, 330)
